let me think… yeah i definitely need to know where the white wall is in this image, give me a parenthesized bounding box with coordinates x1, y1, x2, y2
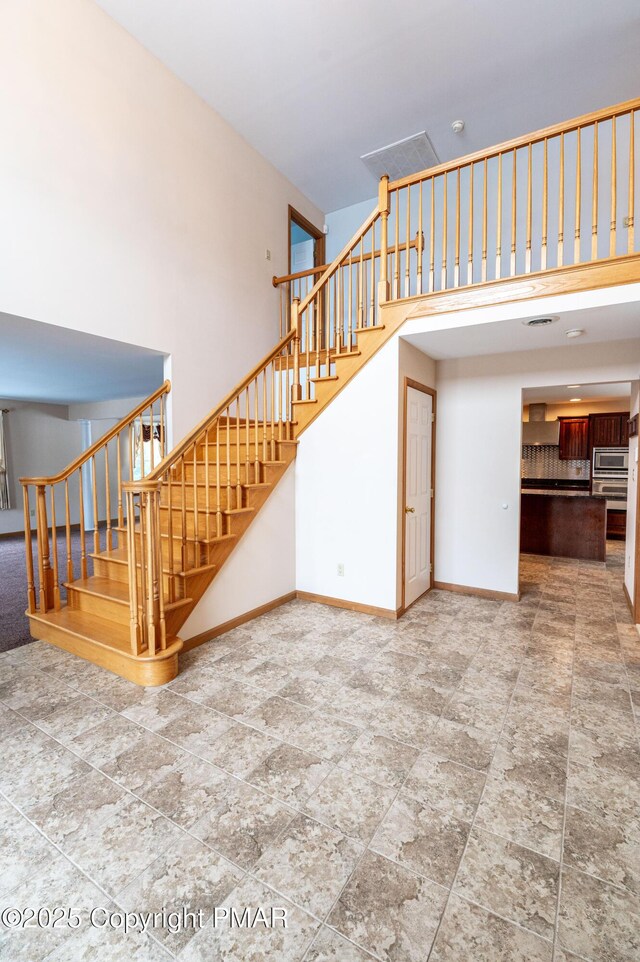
(326, 197, 376, 261)
(625, 381, 639, 607)
(0, 400, 82, 535)
(296, 339, 399, 612)
(0, 0, 323, 444)
(296, 335, 436, 613)
(0, 397, 145, 536)
(435, 340, 640, 595)
(181, 464, 296, 639)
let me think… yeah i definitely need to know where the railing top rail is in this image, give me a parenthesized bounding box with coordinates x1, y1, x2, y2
(298, 207, 381, 315)
(20, 380, 171, 487)
(388, 96, 640, 193)
(272, 264, 330, 286)
(144, 330, 296, 482)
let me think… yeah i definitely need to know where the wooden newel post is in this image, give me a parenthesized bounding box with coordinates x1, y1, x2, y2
(125, 481, 166, 659)
(378, 174, 390, 304)
(22, 486, 36, 614)
(35, 483, 54, 612)
(124, 485, 142, 656)
(291, 297, 302, 403)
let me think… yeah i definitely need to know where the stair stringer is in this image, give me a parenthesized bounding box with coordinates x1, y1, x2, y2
(292, 298, 419, 437)
(178, 459, 296, 642)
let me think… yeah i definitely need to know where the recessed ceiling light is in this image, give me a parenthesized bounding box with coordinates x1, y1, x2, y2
(566, 384, 581, 389)
(569, 398, 582, 402)
(565, 328, 585, 338)
(522, 316, 556, 327)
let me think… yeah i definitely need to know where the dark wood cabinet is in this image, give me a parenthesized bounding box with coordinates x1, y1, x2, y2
(558, 417, 589, 460)
(621, 416, 630, 447)
(589, 412, 630, 450)
(606, 509, 627, 540)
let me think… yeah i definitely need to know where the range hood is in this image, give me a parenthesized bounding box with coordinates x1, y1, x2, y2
(522, 403, 560, 446)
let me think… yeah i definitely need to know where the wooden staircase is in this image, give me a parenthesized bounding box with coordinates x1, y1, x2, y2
(21, 96, 640, 684)
(24, 404, 299, 685)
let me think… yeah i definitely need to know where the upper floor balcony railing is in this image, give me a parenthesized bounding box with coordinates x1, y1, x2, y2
(274, 97, 639, 384)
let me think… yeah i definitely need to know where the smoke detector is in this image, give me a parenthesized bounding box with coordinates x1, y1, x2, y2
(565, 328, 585, 338)
(451, 120, 465, 134)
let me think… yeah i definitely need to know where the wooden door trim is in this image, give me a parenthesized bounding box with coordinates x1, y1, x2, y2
(401, 377, 437, 612)
(288, 205, 325, 274)
(635, 445, 640, 624)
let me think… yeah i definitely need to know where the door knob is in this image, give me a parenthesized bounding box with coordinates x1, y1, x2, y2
(405, 506, 415, 513)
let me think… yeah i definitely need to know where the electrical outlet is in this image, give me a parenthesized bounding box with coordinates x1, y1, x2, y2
(337, 563, 344, 577)
(30, 509, 35, 517)
(265, 249, 271, 261)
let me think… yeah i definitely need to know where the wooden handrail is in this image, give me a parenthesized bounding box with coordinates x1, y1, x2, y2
(20, 380, 171, 486)
(273, 264, 328, 285)
(144, 332, 295, 482)
(298, 208, 380, 316)
(272, 234, 424, 287)
(388, 96, 640, 192)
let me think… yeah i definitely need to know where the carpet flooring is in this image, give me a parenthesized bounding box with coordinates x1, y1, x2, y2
(0, 530, 87, 652)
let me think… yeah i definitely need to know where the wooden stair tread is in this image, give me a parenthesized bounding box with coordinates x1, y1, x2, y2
(66, 576, 129, 605)
(158, 504, 256, 516)
(28, 607, 181, 660)
(114, 525, 238, 548)
(90, 548, 216, 581)
(163, 480, 272, 490)
(66, 575, 191, 613)
(353, 325, 386, 333)
(310, 375, 339, 384)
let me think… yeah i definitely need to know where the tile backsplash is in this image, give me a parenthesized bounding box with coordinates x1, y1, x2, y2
(521, 444, 590, 480)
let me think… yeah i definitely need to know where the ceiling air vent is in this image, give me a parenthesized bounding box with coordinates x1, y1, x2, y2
(522, 316, 556, 327)
(361, 131, 439, 181)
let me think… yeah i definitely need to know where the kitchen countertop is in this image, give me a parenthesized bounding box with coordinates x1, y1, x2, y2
(521, 488, 596, 498)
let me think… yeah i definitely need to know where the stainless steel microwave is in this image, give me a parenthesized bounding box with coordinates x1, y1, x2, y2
(593, 447, 629, 474)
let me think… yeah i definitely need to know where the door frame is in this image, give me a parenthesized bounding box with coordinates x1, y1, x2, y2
(401, 377, 437, 613)
(634, 446, 640, 623)
(288, 205, 325, 274)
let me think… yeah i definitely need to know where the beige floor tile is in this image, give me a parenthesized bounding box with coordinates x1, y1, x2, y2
(454, 827, 559, 939)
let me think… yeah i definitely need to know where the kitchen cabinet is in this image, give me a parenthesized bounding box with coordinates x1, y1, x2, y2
(520, 492, 606, 561)
(606, 509, 627, 540)
(621, 416, 630, 447)
(558, 417, 589, 460)
(589, 412, 630, 449)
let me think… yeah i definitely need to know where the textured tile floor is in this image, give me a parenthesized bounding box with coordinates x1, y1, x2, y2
(1, 543, 639, 961)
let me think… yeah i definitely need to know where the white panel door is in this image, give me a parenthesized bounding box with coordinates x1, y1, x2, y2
(404, 387, 432, 606)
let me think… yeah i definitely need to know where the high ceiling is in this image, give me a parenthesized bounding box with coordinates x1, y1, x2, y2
(0, 313, 165, 404)
(94, 0, 640, 211)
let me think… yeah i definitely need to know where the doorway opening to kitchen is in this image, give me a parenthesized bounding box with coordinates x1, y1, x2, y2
(520, 382, 633, 571)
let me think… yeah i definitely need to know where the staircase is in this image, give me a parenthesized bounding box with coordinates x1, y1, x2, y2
(21, 97, 640, 683)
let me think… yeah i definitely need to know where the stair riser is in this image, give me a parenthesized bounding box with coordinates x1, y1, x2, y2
(161, 488, 243, 512)
(181, 462, 283, 485)
(93, 556, 129, 584)
(67, 587, 130, 626)
(184, 439, 295, 462)
(160, 485, 269, 512)
(116, 529, 207, 569)
(92, 557, 188, 600)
